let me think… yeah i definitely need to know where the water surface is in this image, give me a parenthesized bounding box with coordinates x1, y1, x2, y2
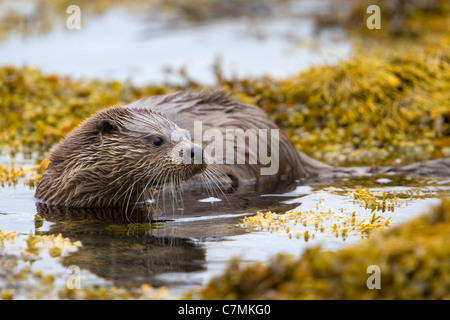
(1, 165, 447, 298)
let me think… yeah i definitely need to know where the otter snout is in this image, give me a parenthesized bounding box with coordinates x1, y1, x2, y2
(189, 144, 204, 165)
(178, 143, 205, 166)
(176, 143, 207, 178)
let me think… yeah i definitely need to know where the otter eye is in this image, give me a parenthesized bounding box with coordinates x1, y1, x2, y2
(152, 137, 164, 147)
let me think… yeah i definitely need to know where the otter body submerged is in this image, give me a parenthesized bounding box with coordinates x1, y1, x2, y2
(35, 91, 450, 208)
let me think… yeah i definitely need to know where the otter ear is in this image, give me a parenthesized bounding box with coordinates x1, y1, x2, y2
(98, 119, 119, 135)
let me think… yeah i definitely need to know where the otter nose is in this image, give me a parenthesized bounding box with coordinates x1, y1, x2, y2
(190, 144, 204, 164)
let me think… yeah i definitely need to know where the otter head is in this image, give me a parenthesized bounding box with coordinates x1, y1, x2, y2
(35, 106, 207, 208)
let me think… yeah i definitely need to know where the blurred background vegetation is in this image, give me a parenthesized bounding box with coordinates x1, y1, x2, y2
(0, 0, 449, 167)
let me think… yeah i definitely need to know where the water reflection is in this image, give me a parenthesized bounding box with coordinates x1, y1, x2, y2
(36, 190, 300, 288)
(33, 173, 450, 290)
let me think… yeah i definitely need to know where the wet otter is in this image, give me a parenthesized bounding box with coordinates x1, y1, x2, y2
(35, 90, 450, 208)
(35, 103, 207, 208)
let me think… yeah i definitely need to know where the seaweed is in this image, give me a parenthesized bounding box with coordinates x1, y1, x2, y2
(191, 199, 450, 299)
(1, 35, 449, 169)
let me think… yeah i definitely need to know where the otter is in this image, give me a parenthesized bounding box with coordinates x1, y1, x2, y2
(35, 103, 207, 208)
(35, 90, 450, 208)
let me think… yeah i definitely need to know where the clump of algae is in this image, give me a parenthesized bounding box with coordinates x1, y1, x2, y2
(216, 0, 450, 166)
(240, 207, 392, 241)
(0, 229, 19, 244)
(219, 43, 450, 165)
(239, 186, 433, 242)
(0, 231, 80, 299)
(190, 198, 450, 299)
(0, 162, 26, 187)
(0, 158, 49, 188)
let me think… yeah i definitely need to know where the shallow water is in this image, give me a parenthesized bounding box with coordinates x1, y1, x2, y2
(0, 1, 350, 85)
(1, 161, 448, 298)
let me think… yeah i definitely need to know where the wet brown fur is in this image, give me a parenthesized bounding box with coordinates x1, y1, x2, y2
(128, 91, 331, 193)
(35, 104, 206, 207)
(35, 90, 450, 208)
